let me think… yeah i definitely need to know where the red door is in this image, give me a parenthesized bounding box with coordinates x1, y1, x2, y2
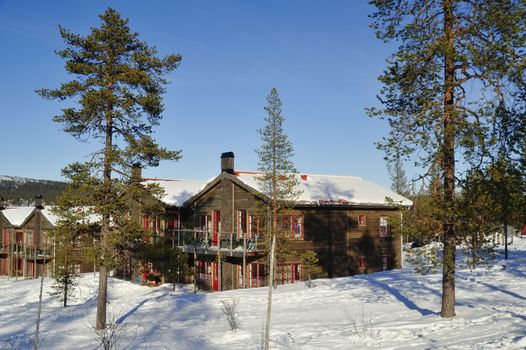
(212, 210, 220, 246)
(212, 262, 219, 291)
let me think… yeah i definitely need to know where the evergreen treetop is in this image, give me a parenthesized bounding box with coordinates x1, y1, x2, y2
(256, 87, 301, 206)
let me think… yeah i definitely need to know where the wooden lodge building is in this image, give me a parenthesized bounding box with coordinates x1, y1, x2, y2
(140, 152, 412, 291)
(0, 153, 411, 289)
(0, 198, 95, 279)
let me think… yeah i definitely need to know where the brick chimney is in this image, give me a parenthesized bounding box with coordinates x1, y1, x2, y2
(221, 152, 235, 174)
(34, 195, 44, 210)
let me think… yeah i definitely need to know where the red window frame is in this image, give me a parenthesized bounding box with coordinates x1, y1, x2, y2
(279, 262, 302, 285)
(237, 209, 247, 238)
(213, 211, 221, 233)
(166, 216, 178, 231)
(292, 216, 303, 239)
(3, 228, 9, 248)
(142, 215, 161, 242)
(379, 216, 389, 237)
(199, 214, 212, 232)
(197, 260, 212, 277)
(249, 263, 265, 287)
(212, 210, 221, 244)
(279, 215, 304, 239)
(142, 216, 160, 231)
(358, 214, 366, 227)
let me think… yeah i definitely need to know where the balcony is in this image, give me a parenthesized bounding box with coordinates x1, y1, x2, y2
(1, 244, 53, 261)
(168, 229, 266, 257)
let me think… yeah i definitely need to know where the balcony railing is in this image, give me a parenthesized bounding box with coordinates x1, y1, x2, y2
(163, 229, 266, 256)
(0, 244, 53, 260)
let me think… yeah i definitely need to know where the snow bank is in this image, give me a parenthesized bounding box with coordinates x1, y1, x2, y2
(1, 240, 525, 349)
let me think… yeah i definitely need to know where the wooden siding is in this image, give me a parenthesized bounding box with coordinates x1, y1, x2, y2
(181, 172, 404, 291)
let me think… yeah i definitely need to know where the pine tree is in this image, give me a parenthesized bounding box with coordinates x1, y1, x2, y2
(50, 251, 80, 308)
(49, 182, 100, 307)
(256, 87, 301, 350)
(369, 0, 526, 318)
(300, 250, 326, 288)
(50, 227, 80, 308)
(37, 8, 181, 329)
(387, 151, 409, 196)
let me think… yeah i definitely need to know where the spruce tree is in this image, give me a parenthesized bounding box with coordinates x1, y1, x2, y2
(50, 226, 80, 308)
(256, 87, 301, 350)
(37, 8, 181, 329)
(300, 250, 326, 288)
(369, 0, 526, 318)
(387, 151, 409, 196)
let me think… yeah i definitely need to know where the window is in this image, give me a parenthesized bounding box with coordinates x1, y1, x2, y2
(249, 263, 265, 287)
(142, 216, 161, 242)
(213, 210, 221, 234)
(16, 231, 24, 244)
(292, 216, 303, 238)
(26, 231, 34, 246)
(166, 216, 178, 233)
(143, 216, 160, 233)
(379, 216, 389, 237)
(382, 255, 389, 271)
(358, 214, 366, 227)
(358, 256, 366, 270)
(197, 260, 212, 280)
(237, 209, 247, 238)
(199, 214, 212, 232)
(279, 215, 304, 239)
(280, 262, 302, 284)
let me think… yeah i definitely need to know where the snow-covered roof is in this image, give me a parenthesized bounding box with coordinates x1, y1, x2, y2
(234, 172, 413, 207)
(41, 207, 101, 226)
(2, 207, 35, 227)
(142, 178, 212, 207)
(41, 208, 60, 226)
(1, 206, 101, 228)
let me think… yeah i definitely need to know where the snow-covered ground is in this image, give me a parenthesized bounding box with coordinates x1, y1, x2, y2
(1, 240, 525, 349)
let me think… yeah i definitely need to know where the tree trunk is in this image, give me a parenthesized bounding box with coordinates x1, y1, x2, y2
(96, 265, 108, 329)
(96, 100, 113, 330)
(503, 186, 509, 260)
(63, 275, 68, 308)
(441, 0, 456, 318)
(34, 251, 46, 350)
(63, 255, 68, 308)
(264, 233, 276, 350)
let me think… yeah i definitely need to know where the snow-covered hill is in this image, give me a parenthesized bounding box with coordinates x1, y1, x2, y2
(1, 241, 525, 349)
(0, 175, 66, 205)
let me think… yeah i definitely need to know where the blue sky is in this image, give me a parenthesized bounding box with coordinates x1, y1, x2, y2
(0, 1, 402, 188)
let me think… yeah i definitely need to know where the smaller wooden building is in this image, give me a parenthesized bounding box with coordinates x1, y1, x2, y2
(0, 200, 95, 279)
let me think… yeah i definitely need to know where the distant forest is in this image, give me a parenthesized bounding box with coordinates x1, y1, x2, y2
(0, 177, 67, 206)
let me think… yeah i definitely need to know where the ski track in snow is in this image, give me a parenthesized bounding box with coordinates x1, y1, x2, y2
(0, 240, 525, 349)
